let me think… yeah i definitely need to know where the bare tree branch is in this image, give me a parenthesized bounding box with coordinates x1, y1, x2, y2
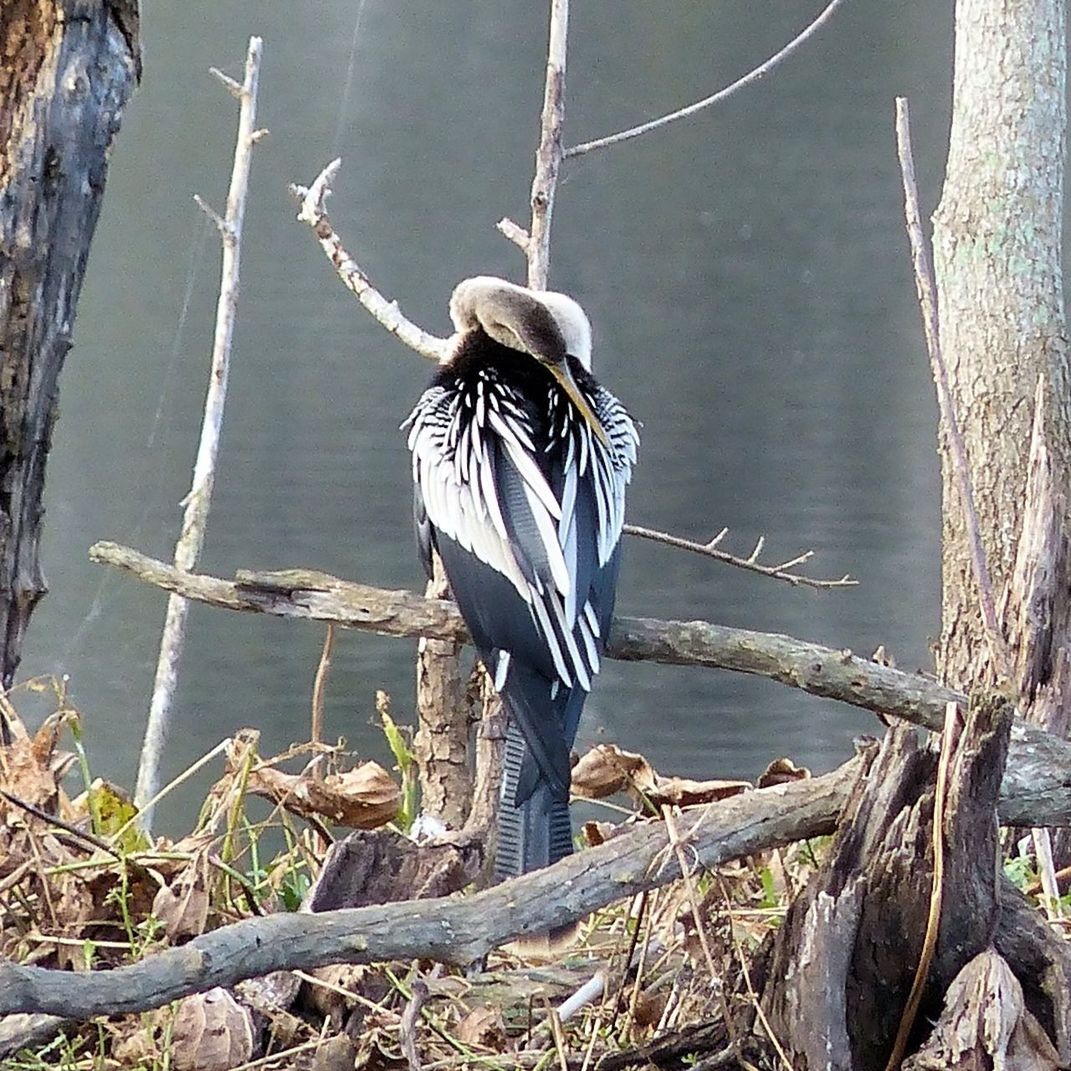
(288, 160, 449, 363)
(527, 0, 569, 288)
(86, 540, 1071, 829)
(895, 98, 1010, 681)
(136, 37, 265, 821)
(0, 758, 867, 1020)
(564, 0, 850, 159)
(624, 523, 855, 590)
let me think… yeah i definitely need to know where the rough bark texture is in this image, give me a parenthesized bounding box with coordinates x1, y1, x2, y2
(0, 0, 139, 690)
(760, 696, 1012, 1071)
(932, 0, 1069, 689)
(904, 951, 1062, 1071)
(413, 558, 472, 829)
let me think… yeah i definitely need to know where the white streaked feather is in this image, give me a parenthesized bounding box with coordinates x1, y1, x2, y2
(489, 411, 561, 520)
(583, 600, 601, 639)
(408, 355, 639, 695)
(522, 480, 571, 597)
(530, 596, 573, 687)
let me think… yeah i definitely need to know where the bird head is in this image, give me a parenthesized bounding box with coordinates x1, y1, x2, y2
(449, 276, 607, 447)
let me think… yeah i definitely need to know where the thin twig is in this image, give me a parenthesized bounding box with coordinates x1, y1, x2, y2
(0, 789, 119, 860)
(289, 161, 449, 362)
(527, 0, 569, 289)
(716, 876, 793, 1071)
(564, 0, 849, 159)
(624, 523, 856, 590)
(136, 37, 265, 823)
(884, 699, 957, 1071)
(895, 98, 1010, 681)
(310, 624, 335, 746)
(399, 979, 429, 1071)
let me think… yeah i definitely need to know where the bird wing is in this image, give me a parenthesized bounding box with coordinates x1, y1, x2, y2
(405, 377, 638, 694)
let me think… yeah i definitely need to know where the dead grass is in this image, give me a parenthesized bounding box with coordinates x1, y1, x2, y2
(2, 678, 1063, 1070)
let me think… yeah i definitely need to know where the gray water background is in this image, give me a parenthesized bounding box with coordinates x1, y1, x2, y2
(21, 1, 959, 828)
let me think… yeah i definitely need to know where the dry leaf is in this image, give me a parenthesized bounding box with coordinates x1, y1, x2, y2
(646, 776, 750, 808)
(239, 760, 400, 828)
(571, 743, 651, 798)
(756, 757, 811, 789)
(571, 744, 749, 808)
(456, 1004, 507, 1050)
(171, 987, 255, 1071)
(153, 853, 210, 942)
(0, 710, 75, 814)
(52, 879, 95, 970)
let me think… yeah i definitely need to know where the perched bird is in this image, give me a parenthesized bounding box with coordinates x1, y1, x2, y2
(405, 276, 639, 880)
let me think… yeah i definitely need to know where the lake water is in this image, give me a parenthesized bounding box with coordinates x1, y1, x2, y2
(21, 1, 954, 828)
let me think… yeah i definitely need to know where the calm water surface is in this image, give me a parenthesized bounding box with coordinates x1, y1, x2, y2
(22, 1, 955, 828)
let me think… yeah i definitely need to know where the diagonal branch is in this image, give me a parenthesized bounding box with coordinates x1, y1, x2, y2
(624, 523, 855, 590)
(0, 758, 880, 1020)
(288, 160, 449, 362)
(564, 0, 850, 159)
(86, 540, 1071, 829)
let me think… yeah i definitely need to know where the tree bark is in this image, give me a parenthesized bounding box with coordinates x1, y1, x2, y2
(0, 0, 140, 691)
(932, 0, 1069, 690)
(754, 695, 1071, 1069)
(413, 558, 472, 829)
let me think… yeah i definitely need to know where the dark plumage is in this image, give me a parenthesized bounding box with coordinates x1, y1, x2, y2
(404, 277, 638, 881)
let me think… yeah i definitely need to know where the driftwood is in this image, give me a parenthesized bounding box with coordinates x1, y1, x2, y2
(0, 756, 860, 1021)
(0, 2, 139, 691)
(88, 540, 1071, 828)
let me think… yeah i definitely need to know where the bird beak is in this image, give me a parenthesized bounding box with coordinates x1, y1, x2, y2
(549, 364, 611, 449)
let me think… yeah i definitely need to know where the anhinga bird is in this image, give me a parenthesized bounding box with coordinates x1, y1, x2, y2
(405, 276, 639, 880)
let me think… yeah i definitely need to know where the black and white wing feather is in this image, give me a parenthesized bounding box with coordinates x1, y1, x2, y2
(406, 362, 637, 703)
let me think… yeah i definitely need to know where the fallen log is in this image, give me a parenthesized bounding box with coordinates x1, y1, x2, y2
(0, 755, 862, 1021)
(88, 540, 1071, 827)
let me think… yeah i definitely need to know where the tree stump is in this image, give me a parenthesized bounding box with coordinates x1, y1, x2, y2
(759, 695, 1012, 1070)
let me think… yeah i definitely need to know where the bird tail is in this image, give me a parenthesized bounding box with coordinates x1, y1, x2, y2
(495, 717, 574, 881)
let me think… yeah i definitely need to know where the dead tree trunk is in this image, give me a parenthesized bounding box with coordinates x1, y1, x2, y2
(932, 0, 1069, 691)
(757, 695, 1071, 1068)
(0, 0, 140, 692)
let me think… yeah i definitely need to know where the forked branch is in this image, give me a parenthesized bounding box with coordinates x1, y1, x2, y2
(136, 36, 264, 821)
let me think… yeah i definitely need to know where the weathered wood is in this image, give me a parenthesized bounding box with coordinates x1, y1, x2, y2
(303, 828, 481, 912)
(995, 882, 1071, 1061)
(760, 695, 1012, 1071)
(413, 559, 472, 829)
(0, 0, 139, 691)
(904, 951, 1061, 1071)
(0, 756, 861, 1021)
(88, 540, 1071, 828)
